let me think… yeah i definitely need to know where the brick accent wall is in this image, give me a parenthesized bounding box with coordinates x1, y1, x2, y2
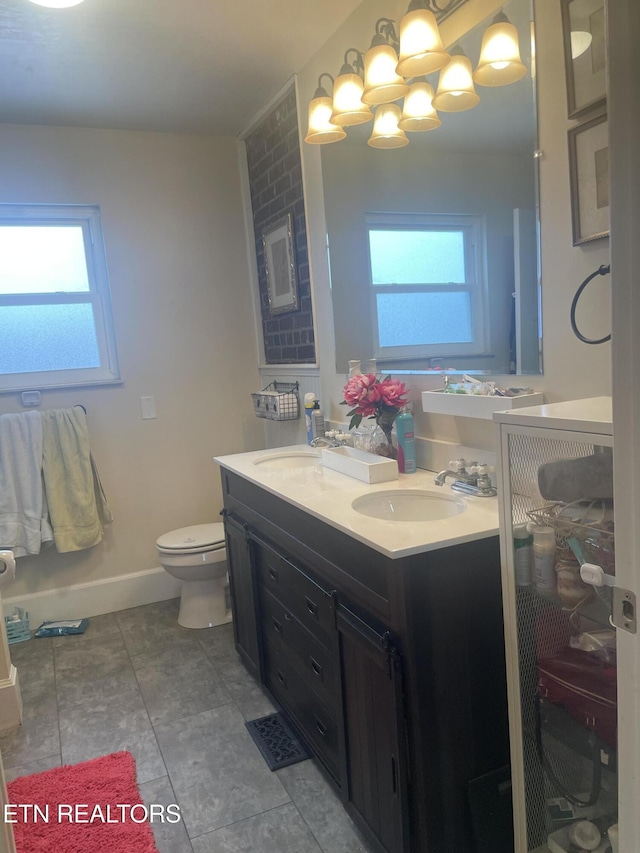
(245, 86, 316, 364)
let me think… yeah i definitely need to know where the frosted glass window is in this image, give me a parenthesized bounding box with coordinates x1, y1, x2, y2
(0, 205, 120, 391)
(369, 229, 466, 285)
(0, 226, 89, 294)
(377, 292, 472, 347)
(0, 304, 100, 374)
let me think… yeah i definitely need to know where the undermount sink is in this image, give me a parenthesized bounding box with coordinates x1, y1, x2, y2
(253, 451, 321, 469)
(351, 490, 467, 522)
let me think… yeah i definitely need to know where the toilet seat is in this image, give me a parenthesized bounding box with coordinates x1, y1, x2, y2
(156, 523, 225, 555)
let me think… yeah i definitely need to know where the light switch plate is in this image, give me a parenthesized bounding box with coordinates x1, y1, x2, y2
(140, 396, 157, 420)
(21, 391, 41, 407)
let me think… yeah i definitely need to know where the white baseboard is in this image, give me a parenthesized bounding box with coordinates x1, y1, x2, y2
(2, 567, 181, 627)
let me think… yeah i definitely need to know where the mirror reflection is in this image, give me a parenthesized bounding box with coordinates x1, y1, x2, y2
(319, 0, 541, 375)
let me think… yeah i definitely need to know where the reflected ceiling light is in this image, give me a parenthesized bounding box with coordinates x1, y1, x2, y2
(362, 19, 410, 106)
(398, 81, 441, 132)
(368, 104, 409, 149)
(473, 12, 527, 87)
(304, 74, 347, 145)
(571, 30, 592, 58)
(397, 1, 449, 77)
(27, 0, 85, 6)
(433, 48, 480, 112)
(331, 49, 374, 127)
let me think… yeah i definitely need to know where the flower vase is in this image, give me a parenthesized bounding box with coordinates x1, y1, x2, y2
(371, 423, 397, 460)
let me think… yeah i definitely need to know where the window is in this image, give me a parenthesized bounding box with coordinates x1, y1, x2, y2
(0, 205, 120, 391)
(366, 212, 487, 360)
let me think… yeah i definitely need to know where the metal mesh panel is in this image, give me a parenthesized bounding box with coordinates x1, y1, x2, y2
(507, 432, 617, 851)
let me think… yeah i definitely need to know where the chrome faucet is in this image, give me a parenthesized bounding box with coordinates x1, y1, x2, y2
(434, 459, 497, 497)
(310, 435, 341, 448)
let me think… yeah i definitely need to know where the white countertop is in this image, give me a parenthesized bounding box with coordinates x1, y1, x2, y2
(214, 445, 499, 560)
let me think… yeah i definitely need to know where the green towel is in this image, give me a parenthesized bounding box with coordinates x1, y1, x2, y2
(41, 408, 113, 553)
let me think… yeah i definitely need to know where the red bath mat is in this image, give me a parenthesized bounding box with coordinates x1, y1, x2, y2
(7, 751, 160, 853)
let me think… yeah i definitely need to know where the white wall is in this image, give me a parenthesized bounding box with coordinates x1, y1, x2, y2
(0, 125, 263, 600)
(295, 0, 612, 456)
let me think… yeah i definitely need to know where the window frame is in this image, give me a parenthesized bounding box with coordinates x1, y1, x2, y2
(0, 204, 120, 392)
(365, 212, 488, 361)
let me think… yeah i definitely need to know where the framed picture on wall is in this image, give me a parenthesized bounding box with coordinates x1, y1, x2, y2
(263, 214, 299, 315)
(568, 110, 609, 245)
(561, 0, 607, 118)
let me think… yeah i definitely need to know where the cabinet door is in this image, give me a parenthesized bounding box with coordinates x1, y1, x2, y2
(223, 512, 260, 679)
(337, 606, 408, 853)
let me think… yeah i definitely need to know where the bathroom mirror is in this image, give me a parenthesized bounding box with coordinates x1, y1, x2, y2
(320, 0, 542, 375)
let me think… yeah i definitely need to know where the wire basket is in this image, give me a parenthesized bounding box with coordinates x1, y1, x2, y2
(527, 501, 615, 573)
(4, 608, 30, 644)
(251, 381, 300, 421)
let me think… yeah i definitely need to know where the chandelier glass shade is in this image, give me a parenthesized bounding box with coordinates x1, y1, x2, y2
(473, 14, 527, 86)
(363, 43, 410, 105)
(398, 81, 441, 132)
(368, 104, 409, 149)
(432, 51, 480, 112)
(397, 8, 450, 77)
(305, 78, 347, 144)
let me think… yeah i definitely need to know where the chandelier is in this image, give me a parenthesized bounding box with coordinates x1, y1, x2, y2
(305, 0, 527, 150)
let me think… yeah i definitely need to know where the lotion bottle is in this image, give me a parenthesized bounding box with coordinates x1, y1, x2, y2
(311, 400, 325, 440)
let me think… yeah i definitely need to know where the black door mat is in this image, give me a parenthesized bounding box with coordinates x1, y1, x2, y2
(245, 712, 311, 771)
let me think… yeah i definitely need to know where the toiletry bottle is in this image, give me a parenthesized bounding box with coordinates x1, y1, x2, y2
(311, 400, 325, 440)
(513, 525, 533, 586)
(304, 392, 316, 445)
(395, 408, 416, 474)
(528, 524, 556, 594)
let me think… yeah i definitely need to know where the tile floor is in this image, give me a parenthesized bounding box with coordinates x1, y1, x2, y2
(0, 598, 374, 853)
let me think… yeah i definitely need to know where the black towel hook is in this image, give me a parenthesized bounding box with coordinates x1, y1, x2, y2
(570, 264, 611, 345)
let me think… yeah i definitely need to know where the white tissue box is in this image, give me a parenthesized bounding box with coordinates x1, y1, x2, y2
(321, 446, 398, 484)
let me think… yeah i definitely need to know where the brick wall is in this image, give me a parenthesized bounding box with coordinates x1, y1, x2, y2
(245, 86, 316, 364)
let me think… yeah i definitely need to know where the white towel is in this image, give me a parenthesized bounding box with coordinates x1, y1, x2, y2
(0, 411, 53, 557)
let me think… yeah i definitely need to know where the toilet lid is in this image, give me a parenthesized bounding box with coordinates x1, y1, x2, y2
(156, 523, 225, 552)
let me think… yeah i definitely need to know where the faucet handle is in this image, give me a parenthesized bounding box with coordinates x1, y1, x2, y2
(448, 458, 466, 472)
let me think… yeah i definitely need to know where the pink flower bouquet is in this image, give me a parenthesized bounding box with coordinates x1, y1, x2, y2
(341, 374, 409, 454)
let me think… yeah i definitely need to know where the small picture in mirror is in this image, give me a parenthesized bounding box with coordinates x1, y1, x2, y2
(561, 0, 607, 118)
(263, 214, 298, 315)
(568, 110, 609, 245)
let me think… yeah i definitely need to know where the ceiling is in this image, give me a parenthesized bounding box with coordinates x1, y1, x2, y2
(0, 0, 362, 135)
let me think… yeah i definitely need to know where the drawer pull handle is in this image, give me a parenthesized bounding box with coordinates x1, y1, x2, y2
(314, 716, 327, 737)
(268, 566, 279, 583)
(276, 669, 287, 687)
(310, 657, 323, 679)
(283, 611, 293, 622)
(391, 756, 398, 796)
(272, 617, 282, 634)
(305, 597, 318, 618)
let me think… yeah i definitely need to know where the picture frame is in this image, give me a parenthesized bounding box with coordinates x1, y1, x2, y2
(561, 0, 607, 119)
(262, 214, 299, 315)
(568, 110, 609, 245)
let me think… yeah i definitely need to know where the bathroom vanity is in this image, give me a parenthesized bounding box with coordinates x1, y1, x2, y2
(216, 447, 511, 853)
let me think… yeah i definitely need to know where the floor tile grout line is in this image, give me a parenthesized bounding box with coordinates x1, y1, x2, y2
(187, 799, 295, 842)
(50, 638, 64, 767)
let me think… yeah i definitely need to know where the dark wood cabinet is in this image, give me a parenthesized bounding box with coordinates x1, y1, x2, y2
(221, 469, 510, 853)
(222, 511, 260, 680)
(337, 605, 408, 853)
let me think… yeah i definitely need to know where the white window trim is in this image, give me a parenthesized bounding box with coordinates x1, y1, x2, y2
(365, 212, 488, 361)
(0, 204, 121, 392)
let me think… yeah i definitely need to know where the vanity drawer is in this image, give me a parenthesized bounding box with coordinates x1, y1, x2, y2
(264, 641, 341, 781)
(259, 586, 339, 710)
(253, 539, 335, 644)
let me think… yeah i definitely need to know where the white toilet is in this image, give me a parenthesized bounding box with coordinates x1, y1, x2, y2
(156, 523, 232, 629)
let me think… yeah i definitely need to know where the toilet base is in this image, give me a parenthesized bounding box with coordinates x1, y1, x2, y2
(178, 576, 232, 629)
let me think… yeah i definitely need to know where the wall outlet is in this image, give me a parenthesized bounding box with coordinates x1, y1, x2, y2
(140, 396, 157, 420)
